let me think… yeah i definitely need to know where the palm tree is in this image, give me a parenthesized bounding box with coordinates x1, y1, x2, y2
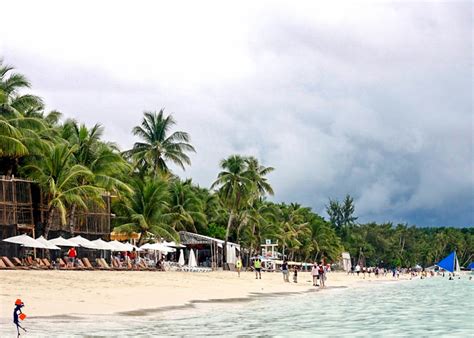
(244, 156, 274, 200)
(21, 143, 103, 239)
(276, 203, 310, 260)
(169, 179, 206, 233)
(211, 155, 252, 260)
(0, 60, 46, 174)
(0, 59, 44, 117)
(239, 200, 279, 260)
(125, 110, 195, 175)
(61, 120, 131, 235)
(113, 177, 178, 245)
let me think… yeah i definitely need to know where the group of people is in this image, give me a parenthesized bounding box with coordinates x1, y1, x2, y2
(311, 262, 327, 287)
(351, 264, 384, 278)
(239, 257, 329, 287)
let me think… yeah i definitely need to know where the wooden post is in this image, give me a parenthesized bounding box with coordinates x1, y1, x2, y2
(12, 179, 17, 226)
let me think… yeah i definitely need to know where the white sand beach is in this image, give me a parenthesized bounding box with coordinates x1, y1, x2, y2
(0, 270, 409, 318)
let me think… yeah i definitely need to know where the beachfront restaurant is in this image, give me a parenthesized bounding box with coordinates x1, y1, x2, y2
(179, 231, 240, 270)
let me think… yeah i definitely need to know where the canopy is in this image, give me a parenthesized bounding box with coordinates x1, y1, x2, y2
(178, 249, 185, 266)
(36, 236, 61, 250)
(163, 241, 186, 248)
(436, 251, 458, 273)
(91, 238, 115, 251)
(3, 234, 48, 249)
(49, 236, 79, 247)
(467, 262, 474, 270)
(188, 249, 197, 267)
(69, 235, 99, 249)
(122, 242, 143, 252)
(141, 243, 175, 253)
(108, 240, 131, 251)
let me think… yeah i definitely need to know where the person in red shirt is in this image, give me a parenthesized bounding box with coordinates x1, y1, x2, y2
(67, 247, 77, 268)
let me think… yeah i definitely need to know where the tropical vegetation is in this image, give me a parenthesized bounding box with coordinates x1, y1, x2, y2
(1, 59, 472, 268)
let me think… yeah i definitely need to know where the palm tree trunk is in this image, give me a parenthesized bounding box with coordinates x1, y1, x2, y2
(223, 210, 234, 269)
(44, 206, 55, 239)
(68, 204, 77, 237)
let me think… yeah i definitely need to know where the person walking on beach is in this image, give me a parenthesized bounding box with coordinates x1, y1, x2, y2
(281, 260, 289, 282)
(67, 247, 77, 268)
(311, 263, 319, 286)
(355, 264, 361, 277)
(13, 299, 26, 336)
(254, 258, 262, 279)
(293, 266, 298, 283)
(129, 248, 137, 269)
(236, 256, 242, 277)
(319, 262, 326, 288)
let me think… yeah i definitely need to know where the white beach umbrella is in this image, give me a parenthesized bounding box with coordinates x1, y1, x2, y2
(178, 249, 185, 266)
(122, 242, 143, 252)
(3, 234, 48, 249)
(91, 238, 115, 251)
(36, 236, 61, 250)
(188, 249, 197, 267)
(140, 243, 153, 250)
(49, 236, 79, 247)
(108, 240, 130, 251)
(152, 243, 175, 253)
(163, 241, 186, 248)
(69, 235, 99, 249)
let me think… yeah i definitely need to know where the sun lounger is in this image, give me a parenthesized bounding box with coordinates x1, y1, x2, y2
(82, 258, 94, 269)
(76, 258, 87, 269)
(100, 258, 111, 269)
(96, 258, 111, 269)
(0, 258, 8, 269)
(11, 257, 29, 269)
(58, 258, 68, 269)
(23, 257, 44, 270)
(42, 258, 52, 268)
(1, 256, 16, 269)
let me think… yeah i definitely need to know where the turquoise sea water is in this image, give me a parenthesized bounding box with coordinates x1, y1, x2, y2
(1, 276, 473, 337)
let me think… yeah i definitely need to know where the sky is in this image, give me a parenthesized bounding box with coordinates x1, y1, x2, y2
(1, 1, 472, 227)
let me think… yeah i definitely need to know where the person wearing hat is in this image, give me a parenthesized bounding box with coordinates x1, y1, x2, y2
(13, 299, 26, 336)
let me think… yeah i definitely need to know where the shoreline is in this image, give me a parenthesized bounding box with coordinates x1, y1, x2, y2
(0, 270, 411, 319)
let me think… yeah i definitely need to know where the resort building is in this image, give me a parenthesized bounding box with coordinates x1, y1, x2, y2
(179, 231, 240, 269)
(0, 176, 112, 257)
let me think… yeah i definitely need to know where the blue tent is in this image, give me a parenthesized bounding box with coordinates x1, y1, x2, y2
(436, 251, 458, 273)
(467, 262, 474, 270)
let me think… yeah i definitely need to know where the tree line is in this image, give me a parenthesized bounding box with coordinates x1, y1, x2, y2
(1, 59, 472, 267)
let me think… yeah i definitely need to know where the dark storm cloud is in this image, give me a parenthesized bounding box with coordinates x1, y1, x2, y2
(1, 1, 472, 226)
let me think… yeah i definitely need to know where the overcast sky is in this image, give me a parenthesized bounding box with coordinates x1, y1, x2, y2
(1, 1, 472, 227)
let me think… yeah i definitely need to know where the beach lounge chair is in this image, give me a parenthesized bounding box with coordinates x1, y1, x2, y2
(100, 258, 111, 269)
(58, 258, 68, 269)
(112, 257, 126, 270)
(41, 258, 52, 269)
(76, 258, 87, 270)
(24, 257, 45, 269)
(96, 258, 111, 270)
(82, 258, 94, 269)
(11, 257, 29, 270)
(1, 256, 16, 269)
(138, 260, 148, 270)
(0, 258, 8, 269)
(127, 258, 133, 270)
